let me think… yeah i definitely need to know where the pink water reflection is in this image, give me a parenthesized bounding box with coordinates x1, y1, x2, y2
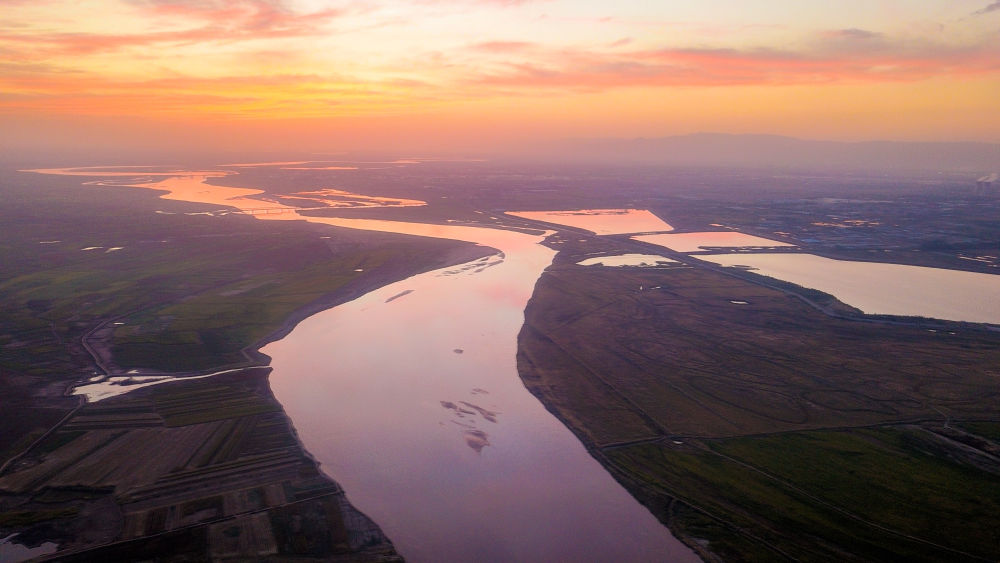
(262, 235, 693, 561)
(506, 209, 674, 235)
(705, 253, 1000, 323)
(635, 231, 794, 252)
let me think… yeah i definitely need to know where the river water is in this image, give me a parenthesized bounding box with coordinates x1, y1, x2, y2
(262, 224, 693, 561)
(35, 170, 695, 562)
(506, 209, 674, 235)
(634, 231, 795, 252)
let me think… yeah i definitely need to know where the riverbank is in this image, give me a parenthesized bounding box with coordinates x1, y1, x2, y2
(516, 243, 1000, 561)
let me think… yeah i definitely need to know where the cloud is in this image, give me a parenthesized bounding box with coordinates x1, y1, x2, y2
(0, 69, 448, 119)
(815, 28, 889, 55)
(137, 0, 342, 33)
(0, 0, 345, 56)
(973, 1, 1000, 16)
(465, 39, 1000, 92)
(3, 3, 998, 122)
(415, 0, 536, 5)
(471, 41, 536, 53)
(822, 28, 885, 41)
(0, 30, 211, 55)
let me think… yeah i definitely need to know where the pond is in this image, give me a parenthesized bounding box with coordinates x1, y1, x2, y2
(634, 231, 794, 253)
(704, 253, 1000, 324)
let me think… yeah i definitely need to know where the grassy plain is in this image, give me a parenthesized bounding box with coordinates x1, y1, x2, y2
(518, 239, 1000, 561)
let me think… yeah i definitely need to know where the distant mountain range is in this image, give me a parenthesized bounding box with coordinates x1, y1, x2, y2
(553, 133, 1000, 173)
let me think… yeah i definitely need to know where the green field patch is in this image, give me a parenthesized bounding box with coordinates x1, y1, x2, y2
(710, 428, 1000, 557)
(610, 432, 998, 562)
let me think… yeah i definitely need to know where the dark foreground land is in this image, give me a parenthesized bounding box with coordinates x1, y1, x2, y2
(0, 166, 488, 560)
(1, 369, 399, 561)
(518, 235, 1000, 561)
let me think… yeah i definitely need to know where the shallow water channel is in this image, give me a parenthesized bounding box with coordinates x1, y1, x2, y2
(701, 252, 1000, 324)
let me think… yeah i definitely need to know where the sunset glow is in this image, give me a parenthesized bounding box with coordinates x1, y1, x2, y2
(3, 1, 999, 154)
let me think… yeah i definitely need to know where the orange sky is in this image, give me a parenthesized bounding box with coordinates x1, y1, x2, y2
(2, 1, 999, 155)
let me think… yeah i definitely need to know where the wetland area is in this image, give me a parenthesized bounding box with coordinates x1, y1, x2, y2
(2, 159, 999, 562)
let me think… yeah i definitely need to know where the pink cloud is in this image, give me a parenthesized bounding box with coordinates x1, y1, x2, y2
(140, 0, 343, 33)
(0, 69, 451, 118)
(414, 0, 537, 5)
(0, 0, 343, 56)
(821, 28, 885, 41)
(471, 41, 536, 53)
(465, 38, 1000, 91)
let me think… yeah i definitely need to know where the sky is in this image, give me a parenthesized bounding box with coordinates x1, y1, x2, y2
(2, 0, 999, 155)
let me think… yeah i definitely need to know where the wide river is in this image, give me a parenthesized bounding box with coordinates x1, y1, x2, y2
(37, 169, 696, 562)
(263, 225, 693, 561)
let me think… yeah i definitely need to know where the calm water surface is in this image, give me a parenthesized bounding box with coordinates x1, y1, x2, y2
(704, 253, 1000, 324)
(506, 209, 674, 235)
(635, 231, 794, 253)
(262, 222, 696, 562)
